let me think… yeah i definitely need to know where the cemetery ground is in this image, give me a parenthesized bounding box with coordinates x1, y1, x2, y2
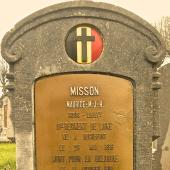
(0, 143, 16, 170)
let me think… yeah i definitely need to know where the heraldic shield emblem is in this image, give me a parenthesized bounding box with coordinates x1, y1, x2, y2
(66, 25, 103, 64)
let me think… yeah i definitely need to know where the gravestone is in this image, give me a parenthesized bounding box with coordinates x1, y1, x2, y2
(0, 96, 14, 142)
(153, 62, 170, 170)
(1, 1, 166, 170)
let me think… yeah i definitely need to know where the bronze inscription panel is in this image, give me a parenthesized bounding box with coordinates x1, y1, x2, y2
(35, 74, 133, 170)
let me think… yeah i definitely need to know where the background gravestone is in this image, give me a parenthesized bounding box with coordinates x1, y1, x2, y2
(153, 61, 170, 170)
(1, 1, 166, 170)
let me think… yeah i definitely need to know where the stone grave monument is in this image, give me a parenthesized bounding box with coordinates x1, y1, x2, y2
(152, 62, 170, 170)
(1, 1, 166, 170)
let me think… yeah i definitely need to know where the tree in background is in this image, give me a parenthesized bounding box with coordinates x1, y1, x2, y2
(0, 56, 8, 97)
(154, 16, 170, 53)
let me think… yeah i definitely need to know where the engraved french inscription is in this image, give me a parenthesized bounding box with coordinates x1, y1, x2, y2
(35, 74, 133, 170)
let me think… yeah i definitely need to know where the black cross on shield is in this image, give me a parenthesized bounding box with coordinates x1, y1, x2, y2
(66, 25, 103, 64)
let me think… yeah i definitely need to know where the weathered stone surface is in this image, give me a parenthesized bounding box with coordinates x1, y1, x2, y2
(153, 61, 170, 170)
(1, 1, 166, 170)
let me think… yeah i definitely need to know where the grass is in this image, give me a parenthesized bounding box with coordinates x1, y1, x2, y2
(0, 143, 16, 170)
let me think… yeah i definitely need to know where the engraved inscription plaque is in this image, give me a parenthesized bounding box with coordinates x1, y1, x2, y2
(35, 74, 133, 170)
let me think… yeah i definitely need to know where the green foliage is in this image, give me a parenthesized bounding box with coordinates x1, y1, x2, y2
(0, 143, 16, 170)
